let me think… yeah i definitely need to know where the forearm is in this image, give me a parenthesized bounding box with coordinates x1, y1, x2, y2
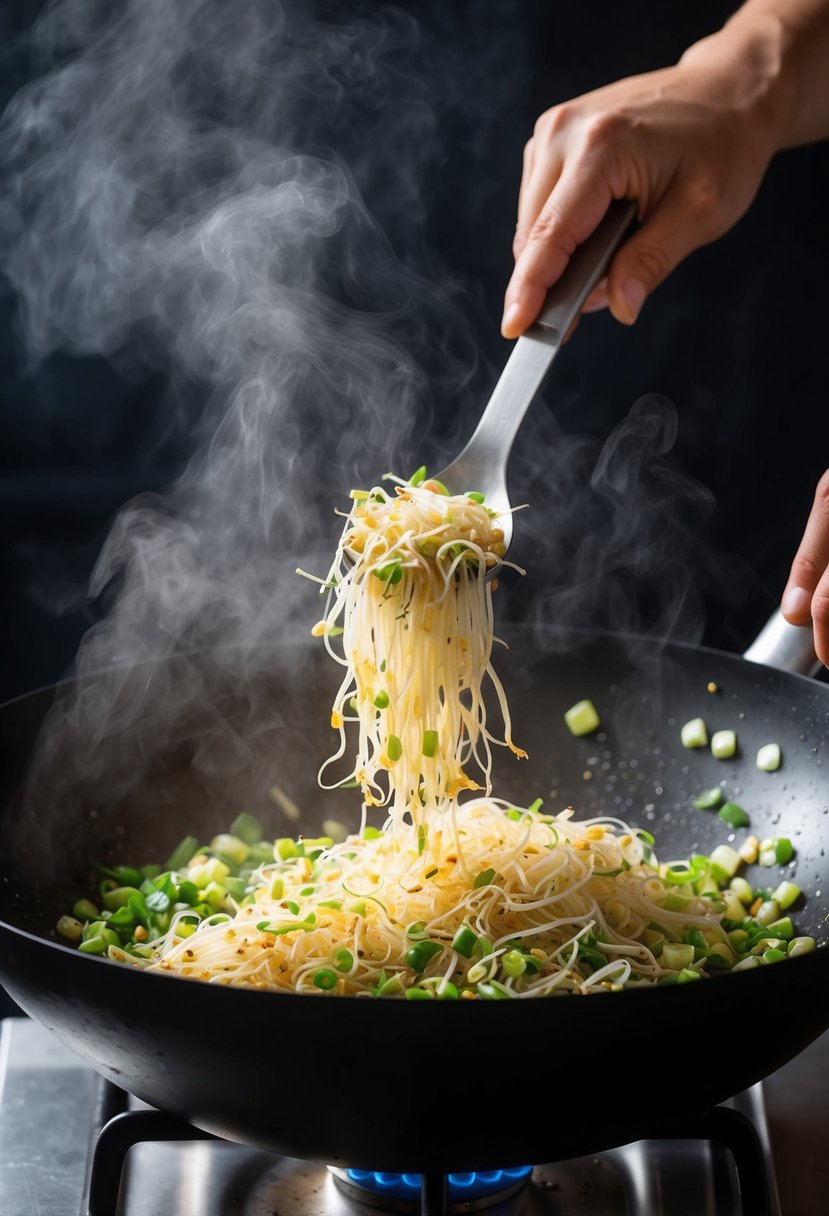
(683, 0, 829, 149)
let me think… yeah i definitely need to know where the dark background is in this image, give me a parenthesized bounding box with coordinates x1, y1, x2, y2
(1, 0, 827, 700)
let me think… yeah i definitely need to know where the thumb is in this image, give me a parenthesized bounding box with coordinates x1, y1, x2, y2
(606, 192, 714, 325)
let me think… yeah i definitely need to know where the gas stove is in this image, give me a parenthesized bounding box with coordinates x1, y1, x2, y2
(1, 1017, 826, 1215)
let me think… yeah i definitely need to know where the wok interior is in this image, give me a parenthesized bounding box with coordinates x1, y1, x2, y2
(1, 628, 828, 944)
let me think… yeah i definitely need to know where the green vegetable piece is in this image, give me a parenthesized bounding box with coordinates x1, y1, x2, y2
(775, 837, 794, 864)
(465, 491, 485, 503)
(437, 981, 459, 1000)
(165, 835, 200, 871)
(502, 949, 527, 978)
(78, 935, 110, 955)
(477, 981, 512, 1000)
(374, 560, 403, 585)
(766, 917, 794, 940)
(318, 899, 342, 910)
(72, 899, 100, 923)
(680, 718, 708, 749)
(283, 900, 300, 916)
(405, 987, 434, 1000)
(417, 825, 427, 856)
(312, 968, 338, 990)
(662, 942, 695, 970)
(772, 880, 800, 910)
(374, 690, 389, 709)
(333, 948, 354, 973)
(756, 743, 781, 772)
(787, 936, 815, 958)
(275, 838, 298, 861)
(350, 901, 367, 917)
(711, 729, 737, 759)
(57, 915, 84, 942)
(406, 921, 428, 940)
(564, 699, 600, 737)
(145, 889, 171, 915)
(692, 788, 723, 810)
(409, 465, 427, 487)
(387, 735, 403, 762)
(96, 863, 143, 887)
(422, 730, 438, 758)
(527, 797, 543, 814)
(473, 868, 496, 889)
(405, 940, 443, 973)
(451, 925, 478, 958)
(103, 886, 142, 912)
(362, 826, 383, 840)
(762, 948, 787, 965)
(718, 801, 750, 828)
(676, 967, 702, 983)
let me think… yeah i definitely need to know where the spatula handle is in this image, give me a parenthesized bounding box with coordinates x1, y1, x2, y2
(533, 199, 637, 342)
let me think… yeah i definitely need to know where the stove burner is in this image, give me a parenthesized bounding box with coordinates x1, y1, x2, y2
(330, 1165, 533, 1211)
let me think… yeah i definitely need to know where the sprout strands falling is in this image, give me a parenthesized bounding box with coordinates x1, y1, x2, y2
(300, 473, 526, 823)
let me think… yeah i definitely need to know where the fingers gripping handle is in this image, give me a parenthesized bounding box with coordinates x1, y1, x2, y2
(533, 200, 638, 342)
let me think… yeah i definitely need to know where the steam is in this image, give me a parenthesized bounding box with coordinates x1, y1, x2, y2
(0, 0, 726, 821)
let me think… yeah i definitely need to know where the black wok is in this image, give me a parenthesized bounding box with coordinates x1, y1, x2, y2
(0, 621, 827, 1171)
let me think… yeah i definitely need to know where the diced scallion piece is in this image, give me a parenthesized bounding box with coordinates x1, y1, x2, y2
(451, 924, 478, 958)
(692, 788, 723, 810)
(772, 880, 801, 910)
(718, 801, 750, 828)
(708, 845, 741, 878)
(465, 491, 485, 503)
(229, 813, 263, 845)
(681, 718, 708, 749)
(775, 837, 794, 864)
(662, 942, 695, 970)
(711, 729, 737, 759)
(756, 743, 781, 772)
(333, 948, 354, 973)
(473, 868, 496, 889)
(564, 699, 600, 737)
(405, 939, 443, 973)
(57, 915, 84, 942)
(165, 835, 200, 871)
(312, 968, 338, 990)
(787, 936, 815, 958)
(729, 877, 753, 904)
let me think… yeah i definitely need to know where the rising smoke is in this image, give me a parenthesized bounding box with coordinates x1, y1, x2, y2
(1, 0, 722, 821)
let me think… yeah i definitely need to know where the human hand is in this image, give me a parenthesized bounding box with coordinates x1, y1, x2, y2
(502, 28, 782, 337)
(781, 471, 829, 666)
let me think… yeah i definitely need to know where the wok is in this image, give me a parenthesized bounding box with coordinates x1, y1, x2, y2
(0, 617, 827, 1172)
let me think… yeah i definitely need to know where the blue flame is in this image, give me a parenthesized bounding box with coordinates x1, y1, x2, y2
(346, 1166, 532, 1202)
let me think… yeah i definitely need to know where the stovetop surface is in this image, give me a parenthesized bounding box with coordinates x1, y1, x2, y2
(1, 1017, 826, 1215)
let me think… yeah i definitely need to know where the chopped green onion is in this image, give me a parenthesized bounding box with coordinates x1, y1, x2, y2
(787, 936, 815, 958)
(437, 981, 459, 1000)
(374, 691, 389, 709)
(729, 877, 753, 904)
(708, 845, 741, 877)
(374, 560, 403, 585)
(772, 880, 801, 910)
(333, 948, 354, 973)
(405, 940, 443, 973)
(711, 729, 737, 759)
(387, 735, 403, 762)
(165, 835, 200, 871)
(72, 899, 100, 923)
(275, 838, 298, 861)
(680, 718, 708, 749)
(473, 868, 496, 889)
(756, 743, 781, 772)
(451, 925, 478, 958)
(405, 986, 434, 1000)
(692, 788, 723, 809)
(756, 899, 780, 925)
(422, 730, 438, 758)
(349, 901, 367, 917)
(318, 899, 342, 910)
(501, 949, 527, 979)
(564, 699, 600, 737)
(762, 948, 787, 965)
(774, 837, 794, 864)
(312, 968, 338, 990)
(676, 967, 702, 983)
(718, 801, 750, 828)
(465, 491, 485, 503)
(766, 917, 794, 940)
(57, 915, 84, 942)
(229, 813, 262, 846)
(662, 942, 695, 970)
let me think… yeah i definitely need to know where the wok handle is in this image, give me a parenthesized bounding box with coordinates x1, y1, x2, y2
(743, 609, 820, 677)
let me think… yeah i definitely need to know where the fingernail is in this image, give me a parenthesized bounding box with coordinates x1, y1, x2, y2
(501, 302, 520, 337)
(781, 586, 812, 621)
(615, 279, 646, 325)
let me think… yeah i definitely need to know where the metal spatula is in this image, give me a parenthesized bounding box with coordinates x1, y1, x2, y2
(434, 199, 637, 561)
